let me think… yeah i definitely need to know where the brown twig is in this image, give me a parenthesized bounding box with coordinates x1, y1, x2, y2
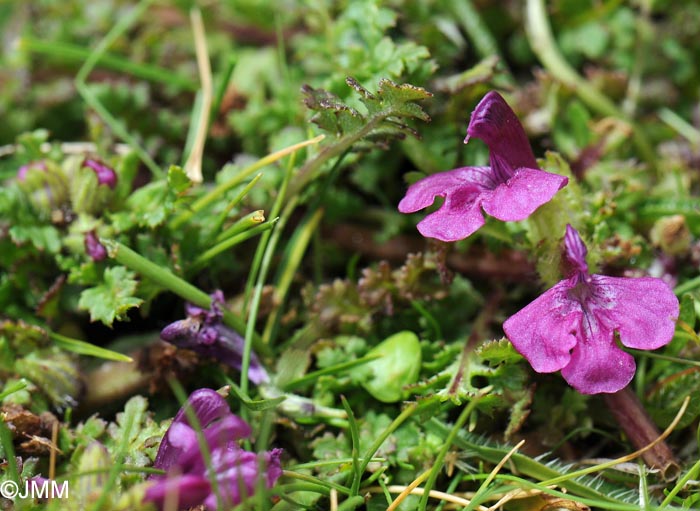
(603, 386, 680, 480)
(325, 223, 536, 282)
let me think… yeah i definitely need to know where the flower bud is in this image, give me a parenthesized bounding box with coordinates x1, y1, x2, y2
(84, 230, 107, 261)
(74, 442, 111, 506)
(84, 158, 117, 189)
(69, 158, 116, 215)
(650, 215, 691, 256)
(16, 160, 70, 219)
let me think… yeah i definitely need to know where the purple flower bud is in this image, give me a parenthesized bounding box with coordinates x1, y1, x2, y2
(84, 230, 107, 261)
(83, 159, 117, 189)
(503, 225, 679, 394)
(399, 91, 568, 241)
(161, 292, 269, 384)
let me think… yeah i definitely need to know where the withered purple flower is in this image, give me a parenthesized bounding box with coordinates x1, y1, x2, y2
(503, 225, 679, 394)
(399, 91, 568, 241)
(145, 388, 282, 510)
(161, 292, 269, 384)
(83, 158, 117, 189)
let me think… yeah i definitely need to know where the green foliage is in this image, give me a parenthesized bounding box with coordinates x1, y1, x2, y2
(359, 331, 422, 403)
(302, 77, 432, 152)
(2, 0, 700, 509)
(78, 266, 143, 326)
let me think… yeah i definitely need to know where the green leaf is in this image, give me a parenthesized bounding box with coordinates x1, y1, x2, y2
(126, 181, 170, 227)
(15, 347, 81, 409)
(679, 293, 696, 329)
(226, 380, 286, 412)
(476, 338, 523, 365)
(9, 224, 62, 254)
(302, 77, 432, 151)
(359, 330, 421, 402)
(78, 266, 143, 326)
(49, 331, 133, 362)
(167, 164, 192, 195)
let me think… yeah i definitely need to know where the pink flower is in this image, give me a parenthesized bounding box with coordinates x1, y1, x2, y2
(503, 225, 679, 394)
(398, 91, 568, 242)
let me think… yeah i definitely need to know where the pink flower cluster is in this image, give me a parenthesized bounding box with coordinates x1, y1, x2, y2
(399, 92, 679, 394)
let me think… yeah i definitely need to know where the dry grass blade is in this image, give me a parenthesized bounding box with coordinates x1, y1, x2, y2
(185, 7, 213, 183)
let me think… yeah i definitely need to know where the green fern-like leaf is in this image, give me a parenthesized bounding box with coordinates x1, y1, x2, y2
(302, 77, 432, 151)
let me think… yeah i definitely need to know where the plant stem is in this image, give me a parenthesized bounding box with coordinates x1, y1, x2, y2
(602, 386, 680, 480)
(418, 390, 489, 511)
(449, 0, 514, 87)
(104, 240, 254, 345)
(524, 0, 656, 168)
(288, 114, 386, 197)
(74, 0, 163, 178)
(170, 134, 323, 230)
(22, 37, 197, 91)
(192, 218, 277, 269)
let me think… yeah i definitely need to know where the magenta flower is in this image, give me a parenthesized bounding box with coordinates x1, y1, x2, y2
(83, 158, 117, 189)
(398, 91, 568, 241)
(146, 388, 282, 510)
(503, 225, 679, 394)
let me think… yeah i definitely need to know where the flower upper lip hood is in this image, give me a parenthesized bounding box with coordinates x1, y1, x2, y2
(398, 91, 568, 242)
(503, 225, 680, 394)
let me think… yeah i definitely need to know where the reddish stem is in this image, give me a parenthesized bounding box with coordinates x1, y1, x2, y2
(603, 386, 680, 480)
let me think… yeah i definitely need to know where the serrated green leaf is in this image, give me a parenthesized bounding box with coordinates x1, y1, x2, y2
(167, 164, 192, 195)
(476, 338, 524, 365)
(301, 77, 432, 151)
(9, 224, 62, 253)
(78, 266, 143, 326)
(126, 181, 169, 227)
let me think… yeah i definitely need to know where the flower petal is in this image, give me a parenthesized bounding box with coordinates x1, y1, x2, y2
(173, 388, 231, 429)
(564, 225, 588, 274)
(265, 448, 284, 487)
(181, 414, 253, 474)
(503, 281, 580, 373)
(561, 327, 636, 394)
(417, 192, 486, 241)
(153, 389, 232, 473)
(398, 166, 494, 213)
(590, 275, 679, 350)
(144, 474, 211, 510)
(205, 448, 260, 509)
(481, 168, 568, 222)
(466, 92, 538, 178)
(398, 167, 493, 241)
